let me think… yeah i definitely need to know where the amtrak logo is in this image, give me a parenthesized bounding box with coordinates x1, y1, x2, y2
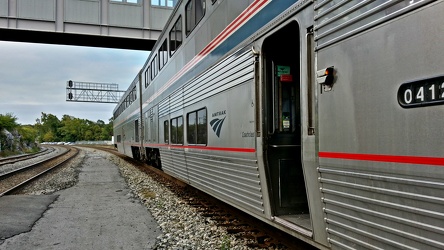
(210, 116, 226, 137)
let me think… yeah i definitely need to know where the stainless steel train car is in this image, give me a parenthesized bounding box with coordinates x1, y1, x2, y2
(113, 0, 444, 249)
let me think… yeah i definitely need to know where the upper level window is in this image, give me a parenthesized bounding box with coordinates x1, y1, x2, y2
(111, 0, 140, 4)
(185, 0, 205, 36)
(151, 0, 177, 8)
(150, 55, 158, 80)
(145, 67, 150, 88)
(169, 16, 183, 56)
(159, 39, 168, 70)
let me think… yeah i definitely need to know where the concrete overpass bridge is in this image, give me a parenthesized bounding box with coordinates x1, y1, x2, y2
(0, 0, 176, 50)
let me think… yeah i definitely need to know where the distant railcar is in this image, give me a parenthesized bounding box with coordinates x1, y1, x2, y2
(113, 0, 444, 249)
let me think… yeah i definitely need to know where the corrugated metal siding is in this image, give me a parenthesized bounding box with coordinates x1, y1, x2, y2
(158, 97, 169, 117)
(160, 148, 188, 182)
(109, 3, 142, 28)
(0, 0, 7, 17)
(169, 88, 183, 114)
(186, 151, 263, 214)
(158, 48, 253, 115)
(18, 0, 55, 21)
(156, 47, 262, 214)
(182, 49, 261, 214)
(65, 0, 100, 24)
(319, 164, 444, 249)
(183, 49, 254, 107)
(314, 0, 434, 50)
(315, 1, 444, 249)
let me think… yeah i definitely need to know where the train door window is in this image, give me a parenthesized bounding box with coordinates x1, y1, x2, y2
(150, 55, 158, 80)
(185, 0, 205, 36)
(186, 108, 207, 145)
(135, 120, 139, 142)
(144, 112, 149, 142)
(117, 135, 121, 142)
(159, 39, 168, 70)
(150, 108, 157, 143)
(145, 67, 150, 88)
(169, 16, 182, 56)
(170, 116, 183, 144)
(164, 120, 169, 143)
(187, 112, 196, 143)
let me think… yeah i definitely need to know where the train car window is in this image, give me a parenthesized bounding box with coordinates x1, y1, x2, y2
(150, 55, 158, 80)
(145, 67, 150, 88)
(169, 16, 183, 56)
(159, 39, 168, 70)
(187, 108, 207, 145)
(164, 120, 169, 143)
(185, 0, 205, 36)
(135, 120, 139, 142)
(117, 135, 121, 142)
(187, 112, 196, 143)
(170, 116, 184, 144)
(151, 0, 176, 8)
(197, 108, 207, 144)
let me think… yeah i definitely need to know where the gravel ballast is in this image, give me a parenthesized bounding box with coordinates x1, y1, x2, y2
(11, 147, 273, 249)
(108, 152, 257, 250)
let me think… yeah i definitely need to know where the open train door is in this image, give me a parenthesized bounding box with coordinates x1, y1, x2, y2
(262, 21, 309, 221)
(261, 17, 327, 244)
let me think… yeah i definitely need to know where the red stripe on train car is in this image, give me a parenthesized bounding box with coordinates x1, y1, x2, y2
(319, 152, 444, 166)
(144, 144, 256, 153)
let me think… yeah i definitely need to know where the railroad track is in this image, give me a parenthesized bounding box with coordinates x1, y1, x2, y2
(88, 145, 315, 250)
(0, 147, 53, 167)
(0, 146, 79, 196)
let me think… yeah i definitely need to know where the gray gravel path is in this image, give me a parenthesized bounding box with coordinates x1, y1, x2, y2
(0, 149, 160, 250)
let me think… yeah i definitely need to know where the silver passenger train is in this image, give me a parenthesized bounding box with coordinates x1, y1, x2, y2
(113, 0, 444, 249)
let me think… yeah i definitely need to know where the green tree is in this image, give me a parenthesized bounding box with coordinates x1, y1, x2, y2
(43, 131, 56, 142)
(18, 125, 38, 146)
(59, 115, 82, 142)
(39, 113, 61, 142)
(0, 113, 19, 131)
(102, 118, 114, 140)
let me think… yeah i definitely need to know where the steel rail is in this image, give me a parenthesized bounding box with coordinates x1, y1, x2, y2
(0, 147, 79, 197)
(0, 147, 51, 167)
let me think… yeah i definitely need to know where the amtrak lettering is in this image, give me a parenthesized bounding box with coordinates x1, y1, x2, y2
(210, 110, 227, 138)
(212, 110, 226, 117)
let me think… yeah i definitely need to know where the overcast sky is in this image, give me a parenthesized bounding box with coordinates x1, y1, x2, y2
(0, 41, 149, 125)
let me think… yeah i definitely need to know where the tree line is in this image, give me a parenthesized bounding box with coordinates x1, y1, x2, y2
(0, 112, 113, 145)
